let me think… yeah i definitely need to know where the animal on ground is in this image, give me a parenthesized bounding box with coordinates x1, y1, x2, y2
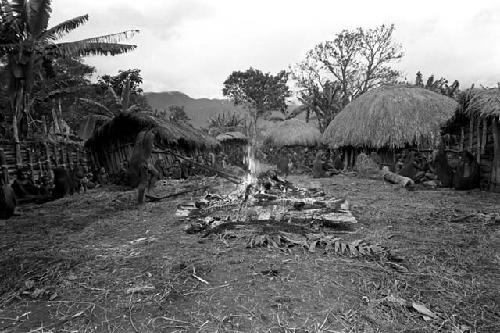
(52, 167, 74, 199)
(0, 182, 16, 219)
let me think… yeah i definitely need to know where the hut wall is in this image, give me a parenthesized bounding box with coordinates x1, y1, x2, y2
(448, 116, 500, 192)
(0, 140, 90, 185)
(89, 138, 220, 183)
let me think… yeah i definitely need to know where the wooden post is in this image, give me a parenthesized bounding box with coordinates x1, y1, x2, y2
(26, 145, 35, 180)
(343, 149, 349, 171)
(460, 127, 464, 151)
(468, 117, 474, 152)
(0, 148, 9, 184)
(52, 144, 58, 167)
(66, 145, 72, 169)
(491, 117, 500, 191)
(41, 115, 48, 138)
(44, 142, 52, 169)
(59, 146, 66, 168)
(351, 148, 356, 169)
(476, 117, 481, 164)
(481, 118, 487, 154)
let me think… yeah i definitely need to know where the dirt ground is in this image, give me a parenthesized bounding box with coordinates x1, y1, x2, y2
(0, 174, 499, 333)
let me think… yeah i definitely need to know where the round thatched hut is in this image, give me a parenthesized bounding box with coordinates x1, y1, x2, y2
(322, 86, 458, 169)
(263, 119, 322, 172)
(216, 131, 248, 167)
(85, 111, 220, 180)
(443, 88, 500, 192)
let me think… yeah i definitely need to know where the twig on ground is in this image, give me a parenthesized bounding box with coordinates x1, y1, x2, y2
(184, 283, 229, 296)
(128, 295, 139, 333)
(192, 267, 209, 285)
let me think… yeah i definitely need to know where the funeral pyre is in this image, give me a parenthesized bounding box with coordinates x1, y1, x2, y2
(175, 171, 390, 258)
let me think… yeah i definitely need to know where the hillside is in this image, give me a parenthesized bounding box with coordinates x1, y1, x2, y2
(145, 91, 308, 128)
(145, 91, 247, 128)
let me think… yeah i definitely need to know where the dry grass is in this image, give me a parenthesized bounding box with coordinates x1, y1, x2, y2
(322, 86, 458, 149)
(460, 88, 500, 118)
(0, 175, 499, 332)
(264, 119, 322, 147)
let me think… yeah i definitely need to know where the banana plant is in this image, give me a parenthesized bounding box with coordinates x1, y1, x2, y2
(0, 0, 138, 143)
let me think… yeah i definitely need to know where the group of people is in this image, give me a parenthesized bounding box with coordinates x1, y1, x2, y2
(274, 148, 344, 178)
(395, 148, 480, 190)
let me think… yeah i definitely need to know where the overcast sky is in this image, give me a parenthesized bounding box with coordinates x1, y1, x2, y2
(52, 0, 500, 98)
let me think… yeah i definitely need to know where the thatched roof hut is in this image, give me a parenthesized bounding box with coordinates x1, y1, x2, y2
(85, 111, 219, 151)
(264, 119, 321, 147)
(443, 88, 500, 192)
(457, 88, 500, 118)
(322, 86, 458, 149)
(216, 131, 248, 144)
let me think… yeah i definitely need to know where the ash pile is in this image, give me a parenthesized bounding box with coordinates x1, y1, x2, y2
(175, 171, 389, 257)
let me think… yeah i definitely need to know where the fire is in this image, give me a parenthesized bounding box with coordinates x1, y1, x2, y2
(243, 143, 257, 186)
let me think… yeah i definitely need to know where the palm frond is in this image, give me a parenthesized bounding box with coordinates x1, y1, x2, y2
(54, 41, 137, 57)
(71, 30, 139, 45)
(41, 14, 88, 41)
(78, 97, 115, 118)
(27, 0, 52, 37)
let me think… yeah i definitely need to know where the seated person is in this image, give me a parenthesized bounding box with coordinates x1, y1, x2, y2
(454, 151, 480, 190)
(277, 150, 289, 177)
(12, 169, 39, 198)
(312, 152, 325, 178)
(431, 147, 454, 188)
(97, 167, 109, 185)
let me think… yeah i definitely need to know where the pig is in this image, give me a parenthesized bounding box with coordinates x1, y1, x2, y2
(0, 183, 16, 219)
(52, 167, 74, 199)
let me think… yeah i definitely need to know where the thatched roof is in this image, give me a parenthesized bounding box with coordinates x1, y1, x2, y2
(78, 115, 110, 140)
(457, 88, 500, 118)
(264, 119, 322, 147)
(322, 86, 458, 149)
(216, 131, 248, 143)
(85, 112, 219, 150)
(267, 111, 285, 122)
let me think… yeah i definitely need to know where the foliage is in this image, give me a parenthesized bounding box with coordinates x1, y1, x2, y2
(0, 0, 138, 139)
(208, 111, 246, 129)
(415, 71, 460, 98)
(98, 69, 143, 97)
(168, 105, 190, 123)
(291, 24, 403, 131)
(222, 68, 290, 126)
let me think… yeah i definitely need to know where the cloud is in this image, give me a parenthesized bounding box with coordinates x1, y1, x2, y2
(51, 0, 500, 98)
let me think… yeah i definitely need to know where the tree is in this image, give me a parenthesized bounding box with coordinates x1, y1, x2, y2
(291, 24, 403, 130)
(168, 105, 190, 123)
(0, 0, 138, 142)
(209, 112, 245, 128)
(222, 67, 290, 140)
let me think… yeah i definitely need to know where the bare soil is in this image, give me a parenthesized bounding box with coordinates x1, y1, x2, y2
(0, 175, 499, 333)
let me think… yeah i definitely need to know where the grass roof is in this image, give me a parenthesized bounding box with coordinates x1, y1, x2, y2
(457, 88, 500, 118)
(322, 86, 458, 149)
(264, 119, 321, 147)
(85, 111, 219, 150)
(216, 131, 248, 143)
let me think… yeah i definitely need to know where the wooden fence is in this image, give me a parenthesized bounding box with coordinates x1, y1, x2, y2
(0, 139, 90, 184)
